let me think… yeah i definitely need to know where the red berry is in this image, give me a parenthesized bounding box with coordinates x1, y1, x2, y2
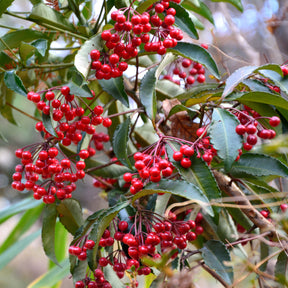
(246, 124, 257, 134)
(102, 118, 112, 127)
(196, 127, 207, 137)
(247, 134, 257, 145)
(269, 116, 280, 127)
(197, 74, 205, 83)
(90, 49, 101, 60)
(181, 158, 192, 168)
(235, 124, 246, 135)
(173, 151, 183, 161)
(280, 204, 288, 212)
(118, 220, 128, 231)
(61, 86, 70, 96)
(164, 15, 175, 26)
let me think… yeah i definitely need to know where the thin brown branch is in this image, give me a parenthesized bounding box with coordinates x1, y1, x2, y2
(6, 102, 41, 122)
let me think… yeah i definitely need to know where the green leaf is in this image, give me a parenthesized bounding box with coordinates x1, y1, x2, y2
(222, 64, 282, 98)
(74, 33, 102, 78)
(4, 71, 27, 96)
(42, 112, 57, 137)
(169, 2, 198, 39)
(0, 197, 41, 224)
(0, 203, 44, 253)
(0, 29, 49, 52)
(201, 240, 233, 285)
(104, 265, 126, 288)
(209, 108, 242, 171)
(182, 0, 214, 24)
(156, 79, 185, 99)
(230, 153, 288, 178)
(0, 51, 17, 70)
(28, 3, 77, 32)
(132, 179, 214, 216)
(136, 0, 159, 13)
(31, 39, 49, 57)
(27, 258, 70, 288)
(140, 66, 157, 120)
(113, 118, 132, 168)
(98, 76, 129, 107)
(70, 257, 88, 283)
(167, 104, 198, 119)
(19, 42, 37, 62)
(0, 0, 15, 17)
(57, 199, 84, 235)
(0, 229, 41, 270)
(169, 42, 220, 79)
(87, 201, 130, 269)
(275, 251, 288, 284)
(115, 0, 129, 8)
(67, 81, 93, 98)
(210, 0, 243, 12)
(42, 204, 59, 265)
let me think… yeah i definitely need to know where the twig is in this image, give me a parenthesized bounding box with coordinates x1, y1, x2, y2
(6, 102, 41, 122)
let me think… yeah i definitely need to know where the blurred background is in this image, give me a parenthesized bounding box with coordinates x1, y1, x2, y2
(0, 0, 287, 287)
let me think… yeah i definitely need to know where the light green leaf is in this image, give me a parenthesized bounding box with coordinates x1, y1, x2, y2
(4, 70, 27, 96)
(210, 0, 243, 12)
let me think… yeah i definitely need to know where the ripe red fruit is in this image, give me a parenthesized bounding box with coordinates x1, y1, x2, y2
(90, 49, 100, 60)
(164, 15, 175, 26)
(246, 124, 257, 134)
(197, 74, 206, 83)
(269, 116, 280, 127)
(79, 149, 89, 159)
(181, 158, 192, 168)
(186, 231, 197, 241)
(102, 118, 112, 127)
(118, 220, 128, 231)
(196, 127, 207, 137)
(61, 86, 70, 96)
(123, 172, 132, 182)
(247, 134, 257, 145)
(235, 124, 246, 135)
(173, 151, 183, 161)
(280, 204, 288, 212)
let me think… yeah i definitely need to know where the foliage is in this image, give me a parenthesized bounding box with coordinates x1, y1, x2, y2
(1, 0, 288, 288)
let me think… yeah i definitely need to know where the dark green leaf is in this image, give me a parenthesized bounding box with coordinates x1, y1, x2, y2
(57, 199, 84, 235)
(182, 0, 214, 24)
(169, 42, 220, 78)
(87, 201, 130, 269)
(0, 29, 49, 52)
(132, 179, 214, 216)
(42, 112, 57, 137)
(115, 0, 129, 8)
(31, 39, 48, 56)
(168, 104, 198, 119)
(275, 251, 288, 284)
(210, 0, 243, 12)
(70, 257, 88, 283)
(136, 0, 159, 13)
(0, 229, 41, 270)
(0, 203, 44, 253)
(201, 240, 233, 285)
(210, 108, 242, 171)
(4, 71, 27, 96)
(231, 153, 288, 178)
(98, 76, 129, 107)
(42, 204, 59, 265)
(67, 81, 93, 98)
(140, 66, 157, 120)
(28, 3, 77, 32)
(28, 258, 70, 288)
(0, 197, 41, 224)
(74, 33, 102, 77)
(0, 0, 15, 17)
(19, 42, 37, 62)
(169, 2, 198, 39)
(113, 118, 132, 168)
(0, 51, 17, 70)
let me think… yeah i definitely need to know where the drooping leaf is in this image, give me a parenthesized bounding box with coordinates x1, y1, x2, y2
(42, 204, 59, 265)
(0, 229, 41, 270)
(57, 199, 84, 235)
(87, 201, 130, 269)
(74, 33, 102, 78)
(42, 112, 57, 137)
(0, 0, 15, 16)
(201, 240, 233, 285)
(4, 70, 27, 96)
(140, 66, 157, 120)
(28, 3, 77, 32)
(31, 39, 49, 56)
(0, 197, 41, 224)
(209, 108, 242, 171)
(113, 117, 132, 168)
(98, 76, 129, 107)
(132, 179, 214, 216)
(210, 0, 243, 12)
(169, 42, 220, 79)
(0, 203, 44, 253)
(169, 2, 198, 39)
(230, 153, 288, 178)
(27, 258, 70, 288)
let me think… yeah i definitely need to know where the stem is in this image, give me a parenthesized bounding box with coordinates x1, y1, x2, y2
(0, 24, 18, 30)
(23, 62, 74, 70)
(108, 108, 144, 119)
(0, 37, 20, 62)
(92, 0, 105, 33)
(6, 102, 41, 122)
(134, 55, 139, 91)
(50, 46, 81, 50)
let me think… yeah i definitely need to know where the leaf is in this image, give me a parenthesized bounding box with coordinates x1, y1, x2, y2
(169, 2, 198, 39)
(230, 153, 288, 178)
(0, 0, 15, 17)
(28, 3, 77, 32)
(67, 81, 94, 98)
(209, 108, 242, 171)
(182, 0, 214, 24)
(113, 118, 132, 168)
(27, 258, 70, 288)
(0, 197, 41, 224)
(134, 122, 160, 147)
(0, 29, 49, 52)
(201, 240, 233, 285)
(4, 70, 27, 96)
(136, 0, 159, 14)
(87, 201, 130, 269)
(31, 39, 49, 57)
(104, 265, 126, 288)
(275, 251, 288, 284)
(156, 79, 185, 99)
(156, 52, 177, 80)
(19, 42, 37, 62)
(0, 203, 44, 253)
(57, 199, 84, 235)
(0, 229, 41, 270)
(210, 0, 243, 12)
(169, 42, 220, 79)
(0, 51, 17, 70)
(222, 64, 282, 98)
(132, 179, 214, 216)
(168, 104, 198, 119)
(42, 204, 59, 265)
(70, 257, 88, 283)
(74, 33, 102, 78)
(98, 76, 129, 107)
(140, 66, 157, 120)
(42, 112, 57, 137)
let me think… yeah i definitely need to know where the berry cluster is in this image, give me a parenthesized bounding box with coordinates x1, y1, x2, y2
(91, 0, 184, 79)
(12, 86, 113, 202)
(234, 106, 280, 151)
(163, 57, 206, 88)
(69, 239, 95, 261)
(73, 211, 204, 288)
